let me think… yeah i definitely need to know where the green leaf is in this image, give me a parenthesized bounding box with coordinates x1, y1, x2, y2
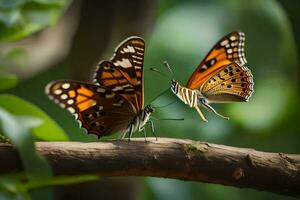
(0, 107, 52, 180)
(0, 94, 68, 141)
(0, 72, 17, 91)
(0, 173, 99, 199)
(0, 0, 71, 41)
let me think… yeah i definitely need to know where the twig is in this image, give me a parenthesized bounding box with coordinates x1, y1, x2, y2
(0, 138, 299, 197)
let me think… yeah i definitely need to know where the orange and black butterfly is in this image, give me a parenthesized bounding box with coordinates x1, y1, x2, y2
(169, 31, 253, 121)
(45, 37, 156, 140)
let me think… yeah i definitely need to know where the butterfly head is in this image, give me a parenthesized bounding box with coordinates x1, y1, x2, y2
(145, 105, 155, 114)
(170, 79, 179, 94)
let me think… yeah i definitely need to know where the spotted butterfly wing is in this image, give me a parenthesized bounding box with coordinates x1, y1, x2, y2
(45, 81, 137, 138)
(187, 31, 247, 89)
(200, 63, 253, 102)
(186, 31, 253, 102)
(94, 36, 145, 112)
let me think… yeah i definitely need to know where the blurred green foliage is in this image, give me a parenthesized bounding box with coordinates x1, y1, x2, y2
(0, 107, 52, 200)
(0, 0, 100, 199)
(0, 0, 300, 199)
(0, 0, 71, 41)
(0, 94, 68, 140)
(0, 72, 17, 91)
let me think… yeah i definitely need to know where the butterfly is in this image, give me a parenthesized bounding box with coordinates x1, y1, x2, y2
(169, 31, 254, 122)
(45, 36, 157, 140)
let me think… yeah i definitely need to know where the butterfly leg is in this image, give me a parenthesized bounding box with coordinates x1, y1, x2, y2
(127, 123, 135, 142)
(201, 101, 229, 120)
(128, 129, 133, 142)
(148, 120, 157, 141)
(195, 105, 208, 122)
(142, 128, 147, 143)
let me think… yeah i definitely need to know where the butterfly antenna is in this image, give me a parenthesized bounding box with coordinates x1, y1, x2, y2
(150, 67, 171, 79)
(149, 88, 170, 104)
(163, 61, 174, 76)
(153, 100, 176, 109)
(152, 116, 184, 121)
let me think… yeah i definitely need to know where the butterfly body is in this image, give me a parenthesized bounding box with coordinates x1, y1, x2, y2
(171, 80, 198, 108)
(125, 105, 154, 138)
(46, 36, 157, 140)
(169, 31, 253, 122)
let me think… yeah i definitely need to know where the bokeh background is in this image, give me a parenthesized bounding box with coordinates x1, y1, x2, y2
(0, 0, 299, 199)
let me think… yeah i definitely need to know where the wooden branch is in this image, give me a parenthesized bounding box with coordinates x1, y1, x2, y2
(0, 138, 299, 197)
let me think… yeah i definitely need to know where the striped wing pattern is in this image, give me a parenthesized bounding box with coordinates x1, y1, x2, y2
(45, 80, 136, 138)
(45, 36, 147, 138)
(94, 37, 145, 113)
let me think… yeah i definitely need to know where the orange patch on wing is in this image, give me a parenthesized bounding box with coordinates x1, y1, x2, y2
(78, 100, 96, 111)
(206, 49, 224, 61)
(119, 79, 127, 84)
(217, 53, 227, 60)
(102, 72, 113, 79)
(76, 95, 86, 103)
(77, 87, 93, 97)
(68, 90, 76, 98)
(112, 71, 122, 77)
(103, 79, 118, 86)
(187, 60, 231, 89)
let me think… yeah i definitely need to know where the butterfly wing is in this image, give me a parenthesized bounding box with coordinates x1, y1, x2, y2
(187, 31, 247, 89)
(200, 63, 253, 103)
(45, 80, 137, 138)
(94, 36, 145, 113)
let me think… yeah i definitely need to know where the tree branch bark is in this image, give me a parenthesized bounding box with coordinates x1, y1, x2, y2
(0, 138, 299, 197)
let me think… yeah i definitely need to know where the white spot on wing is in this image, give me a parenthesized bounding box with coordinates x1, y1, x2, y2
(114, 58, 132, 68)
(220, 39, 229, 46)
(62, 83, 70, 89)
(54, 89, 62, 95)
(135, 47, 144, 51)
(201, 65, 208, 69)
(67, 99, 74, 105)
(123, 45, 135, 53)
(230, 36, 236, 41)
(60, 94, 68, 99)
(112, 86, 123, 91)
(132, 55, 142, 60)
(97, 88, 106, 93)
(67, 107, 75, 114)
(106, 93, 115, 98)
